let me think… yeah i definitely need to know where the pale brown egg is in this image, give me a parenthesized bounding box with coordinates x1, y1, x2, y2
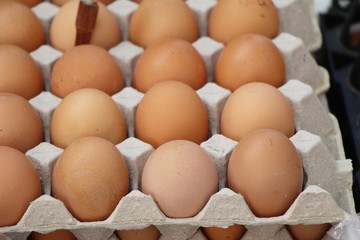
(116, 225, 161, 240)
(29, 229, 77, 240)
(286, 223, 332, 240)
(141, 140, 218, 218)
(0, 44, 43, 99)
(202, 224, 247, 240)
(129, 0, 199, 48)
(51, 44, 124, 98)
(220, 82, 295, 142)
(0, 93, 43, 153)
(215, 33, 285, 92)
(10, 0, 42, 7)
(50, 0, 121, 52)
(52, 136, 129, 222)
(133, 38, 207, 92)
(51, 0, 113, 7)
(50, 88, 127, 149)
(208, 0, 279, 44)
(0, 1, 45, 52)
(0, 146, 41, 227)
(135, 80, 208, 148)
(227, 129, 303, 217)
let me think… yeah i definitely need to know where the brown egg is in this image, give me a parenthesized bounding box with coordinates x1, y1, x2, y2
(0, 146, 41, 227)
(0, 44, 43, 99)
(50, 88, 127, 149)
(129, 0, 199, 48)
(51, 44, 124, 98)
(202, 224, 247, 240)
(220, 82, 295, 141)
(51, 0, 113, 7)
(50, 0, 121, 52)
(10, 0, 42, 7)
(227, 129, 303, 217)
(29, 229, 77, 240)
(208, 0, 279, 44)
(286, 223, 332, 240)
(116, 225, 161, 240)
(0, 93, 43, 153)
(133, 38, 207, 92)
(52, 136, 129, 222)
(0, 1, 45, 52)
(141, 140, 218, 218)
(135, 80, 208, 148)
(215, 33, 285, 92)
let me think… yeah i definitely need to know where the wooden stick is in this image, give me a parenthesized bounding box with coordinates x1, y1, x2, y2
(75, 0, 99, 45)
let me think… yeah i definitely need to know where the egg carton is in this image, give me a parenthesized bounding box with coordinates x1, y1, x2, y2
(31, 0, 327, 96)
(0, 79, 354, 240)
(0, 0, 353, 239)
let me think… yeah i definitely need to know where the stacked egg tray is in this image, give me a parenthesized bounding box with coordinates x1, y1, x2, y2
(316, 0, 360, 213)
(0, 0, 356, 239)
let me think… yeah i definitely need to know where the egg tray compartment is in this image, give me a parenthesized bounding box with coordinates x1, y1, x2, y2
(0, 0, 352, 239)
(0, 79, 354, 240)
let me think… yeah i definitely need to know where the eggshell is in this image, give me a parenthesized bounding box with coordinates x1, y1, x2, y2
(0, 44, 43, 100)
(0, 1, 45, 52)
(135, 80, 208, 148)
(220, 82, 295, 141)
(141, 140, 218, 218)
(0, 146, 41, 227)
(116, 225, 161, 240)
(0, 93, 43, 153)
(50, 0, 121, 52)
(215, 33, 285, 92)
(10, 0, 42, 7)
(286, 223, 332, 240)
(208, 0, 279, 44)
(227, 129, 304, 217)
(129, 0, 199, 48)
(133, 38, 207, 92)
(50, 88, 127, 149)
(201, 224, 247, 240)
(51, 0, 113, 7)
(52, 136, 129, 222)
(51, 44, 124, 98)
(29, 229, 77, 240)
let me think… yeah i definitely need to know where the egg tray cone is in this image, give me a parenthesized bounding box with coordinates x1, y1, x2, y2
(0, 0, 354, 240)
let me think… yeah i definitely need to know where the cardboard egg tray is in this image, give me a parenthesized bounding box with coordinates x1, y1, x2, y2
(0, 0, 355, 239)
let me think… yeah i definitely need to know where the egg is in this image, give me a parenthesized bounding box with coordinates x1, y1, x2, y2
(29, 229, 77, 240)
(133, 38, 207, 92)
(141, 140, 218, 218)
(50, 0, 121, 52)
(220, 82, 295, 141)
(50, 88, 127, 149)
(116, 225, 161, 240)
(286, 223, 332, 240)
(0, 44, 43, 99)
(0, 93, 43, 153)
(135, 80, 208, 148)
(201, 224, 247, 240)
(227, 129, 303, 217)
(10, 0, 42, 7)
(51, 0, 113, 7)
(129, 0, 199, 48)
(215, 33, 285, 92)
(50, 44, 124, 98)
(208, 0, 279, 44)
(52, 136, 129, 222)
(0, 1, 45, 52)
(0, 146, 41, 227)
